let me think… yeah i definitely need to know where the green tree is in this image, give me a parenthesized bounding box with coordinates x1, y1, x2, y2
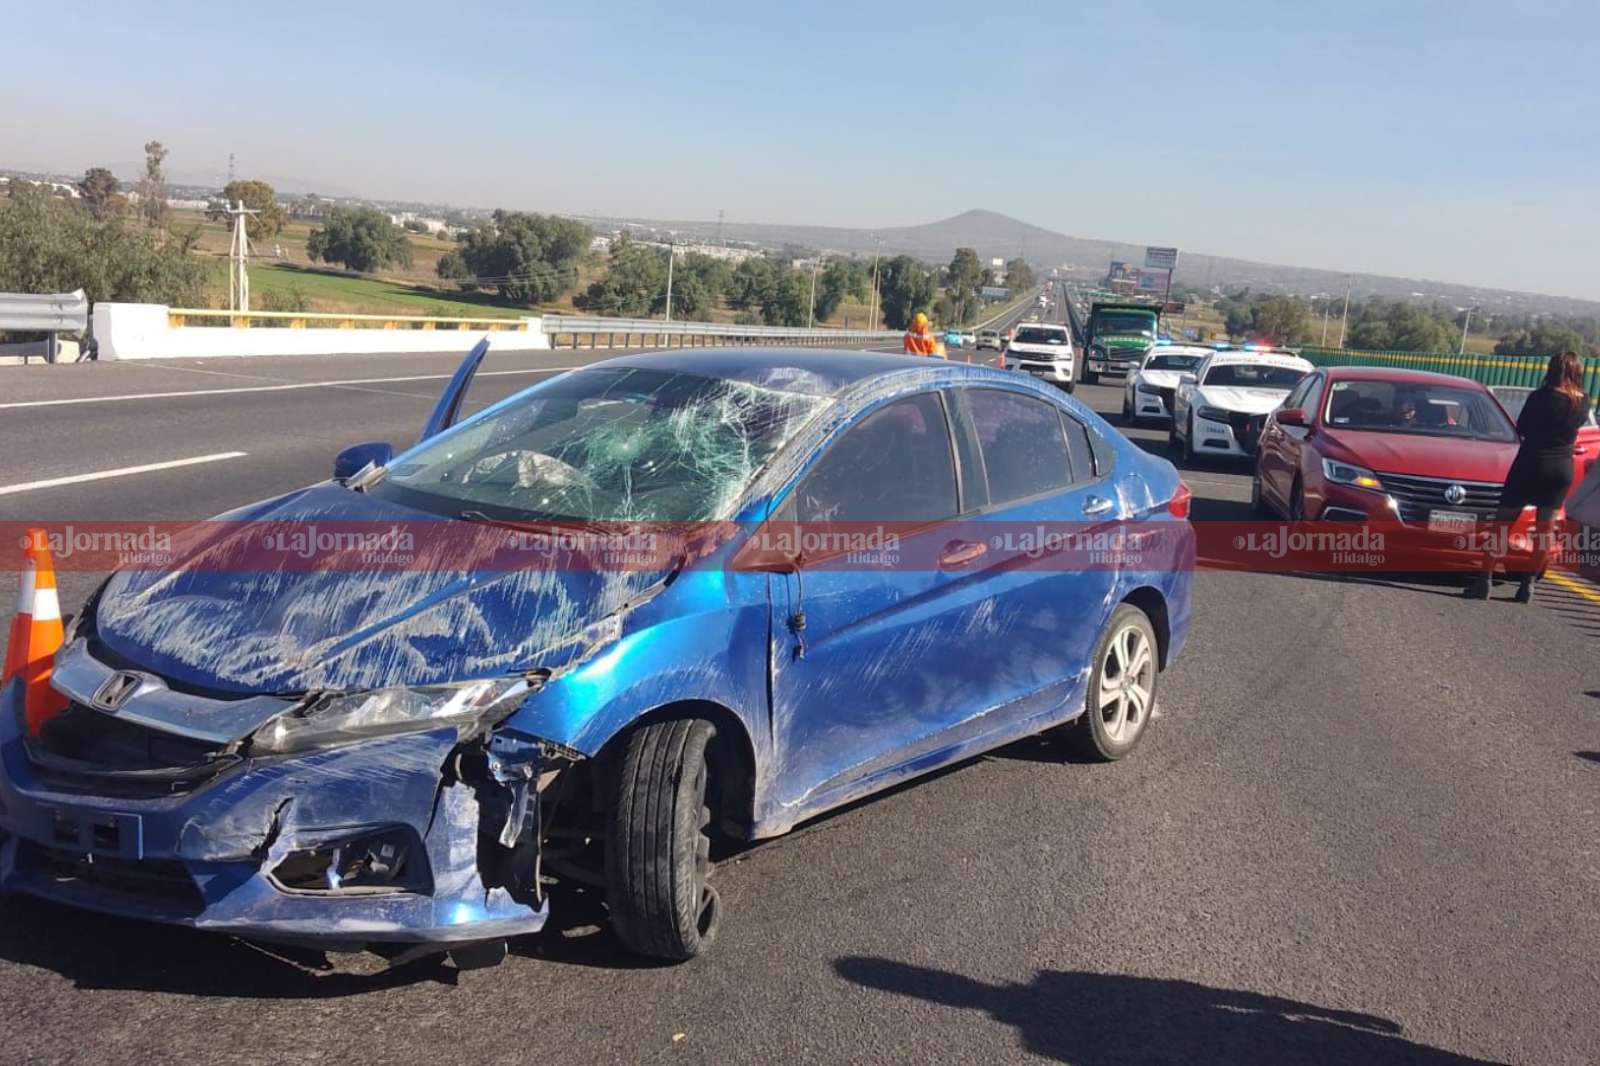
(1347, 301, 1457, 352)
(812, 259, 864, 323)
(1004, 257, 1036, 293)
(877, 255, 937, 330)
(727, 257, 776, 310)
(220, 179, 288, 242)
(1252, 295, 1310, 345)
(454, 211, 591, 304)
(1495, 322, 1588, 358)
(760, 264, 810, 326)
(140, 140, 168, 225)
(306, 207, 413, 273)
(435, 249, 474, 290)
(77, 167, 122, 221)
(575, 233, 667, 316)
(0, 183, 205, 305)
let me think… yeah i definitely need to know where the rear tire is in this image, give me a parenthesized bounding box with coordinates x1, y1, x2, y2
(605, 718, 721, 961)
(1250, 470, 1271, 516)
(1069, 604, 1159, 761)
(1182, 414, 1196, 465)
(1083, 368, 1099, 386)
(1289, 478, 1307, 521)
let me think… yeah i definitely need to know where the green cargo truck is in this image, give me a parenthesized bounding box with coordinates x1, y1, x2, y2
(1082, 301, 1161, 385)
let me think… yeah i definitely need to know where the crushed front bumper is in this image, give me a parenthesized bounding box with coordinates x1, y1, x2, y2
(0, 678, 547, 949)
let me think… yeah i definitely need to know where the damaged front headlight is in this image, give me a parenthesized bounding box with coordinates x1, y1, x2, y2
(250, 678, 536, 756)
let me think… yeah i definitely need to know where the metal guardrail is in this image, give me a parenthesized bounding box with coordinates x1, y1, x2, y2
(0, 289, 89, 333)
(539, 314, 900, 349)
(168, 308, 529, 331)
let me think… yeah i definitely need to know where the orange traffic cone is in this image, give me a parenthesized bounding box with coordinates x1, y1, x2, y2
(4, 529, 67, 734)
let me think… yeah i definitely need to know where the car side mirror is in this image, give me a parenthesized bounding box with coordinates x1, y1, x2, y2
(334, 441, 395, 481)
(1276, 408, 1308, 428)
(1178, 373, 1197, 385)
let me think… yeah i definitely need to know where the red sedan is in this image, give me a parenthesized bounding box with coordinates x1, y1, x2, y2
(1252, 366, 1540, 570)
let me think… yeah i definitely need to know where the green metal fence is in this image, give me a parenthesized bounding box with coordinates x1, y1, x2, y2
(1298, 347, 1600, 402)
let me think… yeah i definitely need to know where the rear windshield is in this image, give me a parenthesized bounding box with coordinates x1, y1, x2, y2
(1202, 363, 1306, 389)
(1013, 327, 1068, 344)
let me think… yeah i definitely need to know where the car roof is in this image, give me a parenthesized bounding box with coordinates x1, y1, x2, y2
(1014, 322, 1069, 331)
(1321, 364, 1487, 389)
(587, 347, 1017, 397)
(1147, 345, 1211, 357)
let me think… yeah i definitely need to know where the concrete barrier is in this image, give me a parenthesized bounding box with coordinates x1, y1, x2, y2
(92, 304, 550, 360)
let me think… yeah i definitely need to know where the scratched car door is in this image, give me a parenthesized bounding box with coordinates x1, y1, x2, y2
(766, 390, 979, 813)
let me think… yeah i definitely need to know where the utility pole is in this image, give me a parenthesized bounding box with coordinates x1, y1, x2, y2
(227, 152, 235, 184)
(663, 238, 676, 323)
(1320, 300, 1331, 346)
(869, 236, 883, 329)
(225, 199, 258, 313)
(807, 254, 822, 328)
(1337, 276, 1352, 349)
(1459, 306, 1476, 354)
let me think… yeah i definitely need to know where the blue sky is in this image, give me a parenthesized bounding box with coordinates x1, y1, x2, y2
(3, 0, 1596, 299)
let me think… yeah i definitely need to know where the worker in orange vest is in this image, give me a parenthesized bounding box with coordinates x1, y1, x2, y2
(903, 312, 940, 356)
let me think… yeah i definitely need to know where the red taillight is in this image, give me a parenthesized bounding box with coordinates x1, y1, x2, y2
(1169, 481, 1192, 519)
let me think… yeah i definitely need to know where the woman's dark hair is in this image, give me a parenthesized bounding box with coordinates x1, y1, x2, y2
(1543, 350, 1585, 402)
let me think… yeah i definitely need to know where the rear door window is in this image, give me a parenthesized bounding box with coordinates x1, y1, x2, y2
(963, 389, 1073, 506)
(792, 393, 959, 523)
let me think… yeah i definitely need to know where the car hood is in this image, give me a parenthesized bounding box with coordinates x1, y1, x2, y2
(1009, 342, 1072, 359)
(1324, 429, 1519, 481)
(1195, 386, 1292, 414)
(94, 483, 671, 695)
(1136, 370, 1187, 388)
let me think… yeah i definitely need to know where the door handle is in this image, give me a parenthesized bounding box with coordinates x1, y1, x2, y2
(1083, 495, 1115, 517)
(939, 540, 988, 568)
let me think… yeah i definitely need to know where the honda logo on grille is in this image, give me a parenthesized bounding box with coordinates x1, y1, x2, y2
(90, 671, 143, 712)
(1443, 483, 1467, 506)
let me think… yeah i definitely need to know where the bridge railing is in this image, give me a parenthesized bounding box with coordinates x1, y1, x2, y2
(167, 308, 531, 331)
(538, 314, 900, 349)
(1299, 346, 1600, 401)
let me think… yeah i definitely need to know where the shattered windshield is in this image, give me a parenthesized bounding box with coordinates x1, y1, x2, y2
(374, 366, 829, 522)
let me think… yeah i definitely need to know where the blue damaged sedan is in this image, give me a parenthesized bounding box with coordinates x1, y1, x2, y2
(0, 344, 1193, 964)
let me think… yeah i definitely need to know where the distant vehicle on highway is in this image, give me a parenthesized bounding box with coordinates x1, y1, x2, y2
(1254, 367, 1544, 573)
(1006, 322, 1076, 391)
(976, 329, 1002, 351)
(0, 346, 1194, 965)
(1122, 345, 1211, 423)
(1170, 348, 1312, 461)
(959, 331, 976, 348)
(943, 329, 964, 349)
(1491, 385, 1600, 495)
(1083, 301, 1162, 384)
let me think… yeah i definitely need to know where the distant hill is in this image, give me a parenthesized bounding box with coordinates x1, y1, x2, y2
(585, 208, 1600, 319)
(109, 163, 359, 199)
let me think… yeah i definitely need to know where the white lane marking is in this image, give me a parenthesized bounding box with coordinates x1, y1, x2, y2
(0, 367, 581, 411)
(0, 452, 249, 496)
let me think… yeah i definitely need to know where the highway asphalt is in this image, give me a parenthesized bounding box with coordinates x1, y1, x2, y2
(1, 310, 1598, 1064)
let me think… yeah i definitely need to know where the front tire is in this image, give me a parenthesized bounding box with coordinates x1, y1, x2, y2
(605, 718, 721, 960)
(1070, 604, 1159, 761)
(1182, 414, 1196, 464)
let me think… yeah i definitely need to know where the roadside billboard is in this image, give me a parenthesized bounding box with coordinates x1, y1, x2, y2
(1145, 246, 1179, 270)
(981, 286, 1011, 300)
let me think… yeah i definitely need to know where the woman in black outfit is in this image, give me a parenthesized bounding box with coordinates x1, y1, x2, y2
(1470, 350, 1590, 602)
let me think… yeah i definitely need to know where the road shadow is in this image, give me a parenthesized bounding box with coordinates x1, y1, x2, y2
(1285, 569, 1473, 601)
(1576, 751, 1600, 765)
(0, 894, 461, 998)
(833, 957, 1506, 1065)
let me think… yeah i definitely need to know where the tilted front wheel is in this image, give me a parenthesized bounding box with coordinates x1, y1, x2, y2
(1070, 604, 1159, 761)
(605, 718, 721, 960)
